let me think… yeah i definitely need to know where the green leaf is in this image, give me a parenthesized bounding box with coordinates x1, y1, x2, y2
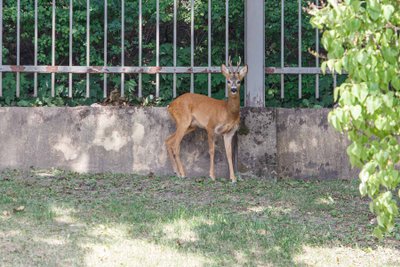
(392, 77, 400, 91)
(321, 61, 327, 74)
(356, 51, 368, 65)
(366, 96, 381, 114)
(382, 93, 393, 108)
(367, 0, 381, 21)
(373, 227, 383, 239)
(382, 5, 394, 21)
(350, 105, 362, 120)
(359, 182, 368, 196)
(17, 100, 31, 107)
(334, 60, 343, 74)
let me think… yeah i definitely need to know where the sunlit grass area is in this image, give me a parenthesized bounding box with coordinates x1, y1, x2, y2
(0, 169, 399, 266)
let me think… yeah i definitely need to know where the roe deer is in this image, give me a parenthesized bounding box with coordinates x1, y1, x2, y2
(165, 57, 248, 183)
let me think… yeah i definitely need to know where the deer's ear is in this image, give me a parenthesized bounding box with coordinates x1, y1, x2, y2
(239, 65, 248, 80)
(221, 64, 230, 79)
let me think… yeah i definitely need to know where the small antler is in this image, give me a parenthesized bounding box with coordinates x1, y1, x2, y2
(228, 56, 234, 73)
(236, 56, 242, 73)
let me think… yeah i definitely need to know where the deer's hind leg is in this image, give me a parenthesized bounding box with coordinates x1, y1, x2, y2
(165, 107, 195, 177)
(165, 133, 179, 175)
(165, 126, 196, 177)
(206, 129, 216, 180)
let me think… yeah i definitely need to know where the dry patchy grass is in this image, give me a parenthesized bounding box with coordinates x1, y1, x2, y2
(0, 169, 399, 267)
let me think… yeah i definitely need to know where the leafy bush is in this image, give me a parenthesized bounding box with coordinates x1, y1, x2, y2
(310, 0, 400, 237)
(0, 0, 335, 107)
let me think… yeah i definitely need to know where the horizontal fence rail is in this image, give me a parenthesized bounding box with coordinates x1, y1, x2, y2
(0, 66, 337, 75)
(0, 0, 336, 107)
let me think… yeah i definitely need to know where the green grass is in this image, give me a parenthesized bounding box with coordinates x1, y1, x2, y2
(0, 169, 399, 267)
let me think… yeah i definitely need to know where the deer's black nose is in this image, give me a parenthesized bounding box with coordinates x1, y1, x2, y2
(231, 87, 237, 93)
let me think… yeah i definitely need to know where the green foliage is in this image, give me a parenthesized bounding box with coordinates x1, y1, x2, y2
(310, 0, 400, 237)
(0, 1, 336, 107)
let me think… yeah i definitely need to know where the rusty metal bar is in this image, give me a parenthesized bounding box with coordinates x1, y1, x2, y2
(225, 0, 229, 97)
(103, 0, 107, 98)
(138, 0, 142, 98)
(266, 67, 336, 74)
(280, 0, 284, 99)
(0, 65, 334, 75)
(190, 0, 194, 93)
(121, 0, 125, 97)
(86, 0, 90, 98)
(0, 0, 2, 97)
(34, 0, 38, 97)
(0, 66, 226, 74)
(173, 0, 177, 98)
(51, 0, 55, 97)
(315, 0, 319, 99)
(298, 0, 302, 99)
(68, 0, 73, 98)
(208, 0, 212, 97)
(16, 0, 20, 97)
(156, 0, 160, 97)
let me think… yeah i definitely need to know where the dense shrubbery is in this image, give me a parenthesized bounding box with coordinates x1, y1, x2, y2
(311, 0, 400, 237)
(0, 0, 336, 107)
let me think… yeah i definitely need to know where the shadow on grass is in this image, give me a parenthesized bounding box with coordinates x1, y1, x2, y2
(0, 170, 399, 266)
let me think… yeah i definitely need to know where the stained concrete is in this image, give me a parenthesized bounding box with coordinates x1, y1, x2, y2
(237, 108, 277, 178)
(0, 107, 228, 178)
(0, 107, 357, 179)
(276, 108, 357, 179)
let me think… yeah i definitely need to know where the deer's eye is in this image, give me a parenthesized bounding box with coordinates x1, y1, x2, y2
(227, 80, 231, 84)
(237, 81, 241, 85)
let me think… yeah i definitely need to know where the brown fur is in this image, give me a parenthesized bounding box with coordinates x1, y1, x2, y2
(165, 63, 248, 183)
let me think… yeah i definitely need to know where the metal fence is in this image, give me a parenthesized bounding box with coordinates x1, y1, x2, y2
(0, 0, 336, 107)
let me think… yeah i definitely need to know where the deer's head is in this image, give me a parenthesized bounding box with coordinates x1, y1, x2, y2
(221, 56, 248, 96)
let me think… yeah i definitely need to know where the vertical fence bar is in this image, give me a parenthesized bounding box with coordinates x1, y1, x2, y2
(68, 0, 73, 98)
(315, 0, 319, 99)
(0, 0, 3, 97)
(298, 0, 302, 99)
(173, 0, 177, 98)
(225, 0, 229, 97)
(103, 0, 107, 98)
(208, 0, 212, 97)
(86, 0, 90, 98)
(280, 0, 284, 99)
(244, 0, 265, 107)
(333, 73, 337, 89)
(138, 0, 142, 98)
(190, 0, 194, 93)
(121, 0, 125, 97)
(51, 0, 55, 97)
(16, 0, 20, 97)
(34, 0, 38, 97)
(156, 0, 160, 97)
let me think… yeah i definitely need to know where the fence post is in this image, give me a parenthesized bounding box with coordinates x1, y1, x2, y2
(244, 0, 265, 107)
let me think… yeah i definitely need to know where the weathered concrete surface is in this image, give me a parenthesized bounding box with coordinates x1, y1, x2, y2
(0, 107, 228, 178)
(276, 108, 357, 179)
(238, 108, 277, 178)
(0, 107, 357, 179)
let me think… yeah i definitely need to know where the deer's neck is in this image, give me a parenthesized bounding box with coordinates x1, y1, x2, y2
(226, 95, 240, 118)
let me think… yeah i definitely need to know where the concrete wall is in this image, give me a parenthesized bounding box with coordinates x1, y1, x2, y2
(0, 107, 357, 179)
(276, 109, 357, 179)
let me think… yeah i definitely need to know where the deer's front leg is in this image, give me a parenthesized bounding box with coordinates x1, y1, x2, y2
(223, 131, 236, 183)
(207, 130, 216, 180)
